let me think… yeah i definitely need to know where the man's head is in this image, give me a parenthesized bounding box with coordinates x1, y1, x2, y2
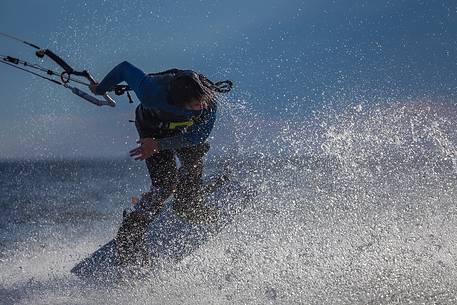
(168, 71, 215, 110)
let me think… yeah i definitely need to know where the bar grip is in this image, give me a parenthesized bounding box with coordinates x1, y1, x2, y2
(67, 85, 115, 107)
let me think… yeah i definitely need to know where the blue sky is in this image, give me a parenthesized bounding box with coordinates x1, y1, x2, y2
(0, 0, 456, 159)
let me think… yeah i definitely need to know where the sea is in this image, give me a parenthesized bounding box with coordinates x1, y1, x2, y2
(1, 100, 457, 304)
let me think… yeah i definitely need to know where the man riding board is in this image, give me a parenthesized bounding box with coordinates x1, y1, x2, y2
(90, 61, 231, 264)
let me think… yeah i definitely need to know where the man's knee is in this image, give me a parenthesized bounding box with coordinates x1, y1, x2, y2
(138, 184, 175, 213)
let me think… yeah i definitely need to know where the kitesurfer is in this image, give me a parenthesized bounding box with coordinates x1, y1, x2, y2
(90, 61, 226, 264)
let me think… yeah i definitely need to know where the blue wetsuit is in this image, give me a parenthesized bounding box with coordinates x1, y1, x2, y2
(95, 61, 216, 150)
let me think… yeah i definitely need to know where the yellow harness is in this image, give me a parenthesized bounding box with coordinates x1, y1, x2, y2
(168, 119, 194, 129)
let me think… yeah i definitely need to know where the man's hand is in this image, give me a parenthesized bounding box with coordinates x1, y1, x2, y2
(89, 82, 99, 95)
(129, 138, 159, 160)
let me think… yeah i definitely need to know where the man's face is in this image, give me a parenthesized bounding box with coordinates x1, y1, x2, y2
(184, 99, 208, 110)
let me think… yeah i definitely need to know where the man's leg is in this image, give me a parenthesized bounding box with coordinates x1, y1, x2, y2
(173, 143, 212, 222)
(116, 150, 177, 265)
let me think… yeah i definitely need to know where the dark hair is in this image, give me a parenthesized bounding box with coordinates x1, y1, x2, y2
(168, 71, 215, 107)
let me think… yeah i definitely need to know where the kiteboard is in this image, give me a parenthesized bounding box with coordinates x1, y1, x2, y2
(71, 174, 255, 279)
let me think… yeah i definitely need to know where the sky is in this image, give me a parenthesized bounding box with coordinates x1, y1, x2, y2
(0, 0, 456, 159)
